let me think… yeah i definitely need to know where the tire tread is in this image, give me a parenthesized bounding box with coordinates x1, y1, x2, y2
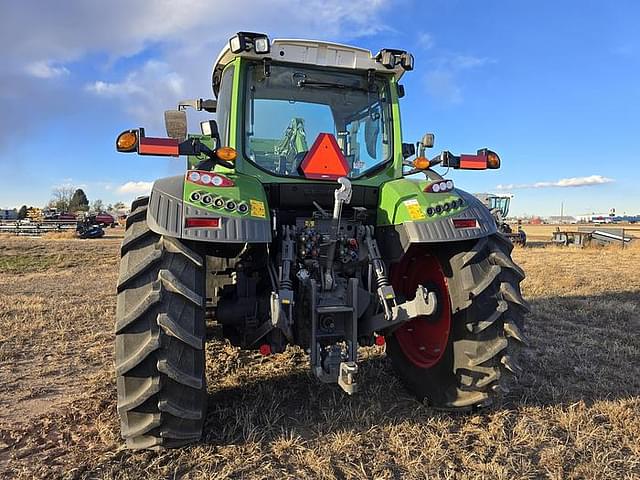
(115, 199, 206, 450)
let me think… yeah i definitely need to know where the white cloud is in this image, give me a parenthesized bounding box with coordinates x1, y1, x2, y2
(86, 60, 185, 127)
(0, 0, 395, 145)
(2, 0, 392, 67)
(496, 175, 615, 190)
(25, 61, 69, 78)
(117, 181, 153, 195)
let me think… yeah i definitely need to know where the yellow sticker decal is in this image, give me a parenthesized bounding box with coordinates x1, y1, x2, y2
(250, 199, 266, 218)
(404, 198, 426, 220)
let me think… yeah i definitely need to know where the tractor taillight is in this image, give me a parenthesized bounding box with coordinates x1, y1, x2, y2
(259, 344, 272, 356)
(186, 170, 235, 187)
(425, 180, 454, 193)
(185, 217, 221, 228)
(459, 154, 487, 170)
(452, 218, 477, 229)
(138, 136, 179, 156)
(458, 150, 500, 170)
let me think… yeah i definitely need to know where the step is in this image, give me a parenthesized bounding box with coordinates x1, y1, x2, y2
(316, 305, 353, 314)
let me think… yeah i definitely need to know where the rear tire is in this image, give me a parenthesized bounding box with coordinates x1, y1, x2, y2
(115, 197, 207, 449)
(387, 234, 529, 409)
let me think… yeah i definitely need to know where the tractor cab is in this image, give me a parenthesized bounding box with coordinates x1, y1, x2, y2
(209, 35, 412, 186)
(487, 194, 512, 218)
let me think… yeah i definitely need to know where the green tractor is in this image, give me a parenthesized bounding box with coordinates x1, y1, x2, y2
(114, 33, 529, 449)
(474, 193, 527, 246)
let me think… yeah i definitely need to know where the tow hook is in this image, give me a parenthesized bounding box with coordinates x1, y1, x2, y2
(338, 361, 358, 395)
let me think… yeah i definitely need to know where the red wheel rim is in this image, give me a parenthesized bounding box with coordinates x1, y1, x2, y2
(391, 251, 451, 368)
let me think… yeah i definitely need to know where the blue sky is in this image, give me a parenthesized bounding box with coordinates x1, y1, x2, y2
(1, 0, 638, 216)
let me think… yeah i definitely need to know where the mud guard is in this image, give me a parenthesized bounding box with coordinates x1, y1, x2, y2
(146, 175, 272, 243)
(378, 191, 497, 261)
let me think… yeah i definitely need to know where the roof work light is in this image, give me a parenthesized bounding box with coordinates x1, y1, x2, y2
(229, 32, 271, 54)
(375, 49, 414, 71)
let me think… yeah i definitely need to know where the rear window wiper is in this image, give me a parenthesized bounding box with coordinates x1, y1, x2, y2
(296, 79, 369, 93)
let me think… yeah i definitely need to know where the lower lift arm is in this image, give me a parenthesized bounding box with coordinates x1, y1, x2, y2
(360, 226, 438, 335)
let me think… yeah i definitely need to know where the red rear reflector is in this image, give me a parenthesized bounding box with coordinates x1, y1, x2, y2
(185, 217, 221, 228)
(459, 154, 487, 170)
(259, 344, 272, 356)
(138, 137, 179, 156)
(299, 133, 350, 180)
(453, 218, 478, 229)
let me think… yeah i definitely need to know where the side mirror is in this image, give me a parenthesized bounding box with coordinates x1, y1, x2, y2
(421, 133, 435, 148)
(200, 120, 221, 147)
(417, 132, 435, 157)
(401, 143, 415, 159)
(164, 110, 187, 141)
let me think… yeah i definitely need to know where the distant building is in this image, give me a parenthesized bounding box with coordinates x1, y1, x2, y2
(546, 215, 577, 224)
(0, 209, 18, 220)
(577, 213, 613, 223)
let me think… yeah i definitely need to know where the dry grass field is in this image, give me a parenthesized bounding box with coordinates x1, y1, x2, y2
(0, 233, 639, 479)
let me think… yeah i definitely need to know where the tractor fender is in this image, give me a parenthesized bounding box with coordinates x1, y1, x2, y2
(146, 175, 272, 243)
(378, 190, 498, 261)
(399, 190, 498, 242)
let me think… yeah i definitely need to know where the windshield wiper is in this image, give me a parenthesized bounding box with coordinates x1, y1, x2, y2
(297, 79, 369, 93)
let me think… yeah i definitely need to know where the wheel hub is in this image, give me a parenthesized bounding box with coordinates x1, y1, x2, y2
(391, 252, 451, 368)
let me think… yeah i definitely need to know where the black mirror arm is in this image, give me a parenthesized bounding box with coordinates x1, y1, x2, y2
(180, 138, 234, 170)
(429, 151, 460, 168)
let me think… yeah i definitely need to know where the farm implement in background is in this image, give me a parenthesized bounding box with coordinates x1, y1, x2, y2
(0, 219, 77, 236)
(552, 226, 634, 247)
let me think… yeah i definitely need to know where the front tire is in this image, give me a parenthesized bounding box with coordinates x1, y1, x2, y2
(115, 197, 207, 449)
(387, 234, 529, 409)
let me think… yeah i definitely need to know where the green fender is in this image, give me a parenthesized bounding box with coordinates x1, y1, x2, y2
(376, 177, 498, 258)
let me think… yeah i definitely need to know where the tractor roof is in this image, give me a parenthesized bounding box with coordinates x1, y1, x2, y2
(212, 37, 409, 97)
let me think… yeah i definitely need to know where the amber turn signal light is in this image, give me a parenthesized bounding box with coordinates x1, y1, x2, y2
(487, 151, 501, 169)
(116, 130, 138, 152)
(216, 146, 237, 162)
(412, 156, 430, 170)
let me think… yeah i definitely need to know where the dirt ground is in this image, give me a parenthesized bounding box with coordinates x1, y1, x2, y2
(0, 232, 639, 479)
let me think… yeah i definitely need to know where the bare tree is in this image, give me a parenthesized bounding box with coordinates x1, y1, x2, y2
(50, 186, 75, 212)
(92, 199, 104, 213)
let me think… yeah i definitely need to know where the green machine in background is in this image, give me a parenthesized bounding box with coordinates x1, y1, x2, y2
(114, 32, 529, 449)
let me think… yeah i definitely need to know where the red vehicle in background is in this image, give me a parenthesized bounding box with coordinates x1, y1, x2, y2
(93, 212, 116, 227)
(57, 212, 78, 222)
